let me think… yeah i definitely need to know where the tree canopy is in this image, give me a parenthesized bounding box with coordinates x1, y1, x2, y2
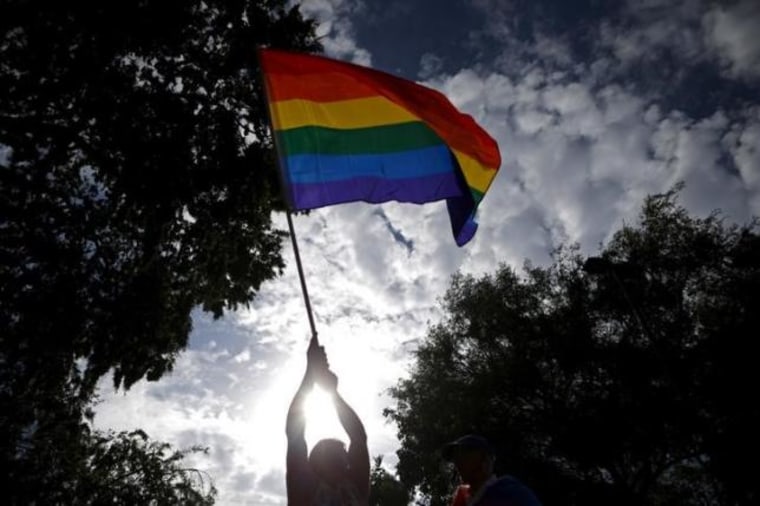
(1, 0, 319, 501)
(370, 456, 413, 506)
(386, 189, 759, 506)
(12, 427, 216, 505)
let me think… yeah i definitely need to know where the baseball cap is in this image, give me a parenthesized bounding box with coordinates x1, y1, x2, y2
(441, 434, 494, 461)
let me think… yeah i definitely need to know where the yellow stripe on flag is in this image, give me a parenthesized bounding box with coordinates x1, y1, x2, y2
(453, 149, 498, 195)
(271, 96, 420, 130)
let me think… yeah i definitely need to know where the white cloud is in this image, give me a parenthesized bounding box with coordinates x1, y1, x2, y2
(441, 42, 756, 260)
(543, 82, 604, 138)
(474, 0, 760, 87)
(533, 33, 574, 68)
(468, 0, 517, 43)
(419, 52, 444, 80)
(729, 110, 760, 188)
(597, 0, 760, 83)
(92, 202, 448, 504)
(232, 348, 251, 363)
(599, 6, 703, 68)
(93, 3, 760, 505)
(723, 107, 760, 215)
(703, 0, 760, 81)
(297, 0, 371, 65)
(0, 144, 11, 166)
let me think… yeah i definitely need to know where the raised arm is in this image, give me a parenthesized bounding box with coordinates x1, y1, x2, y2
(285, 337, 325, 506)
(321, 369, 370, 501)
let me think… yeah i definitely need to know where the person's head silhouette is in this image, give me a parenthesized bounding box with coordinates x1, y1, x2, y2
(309, 438, 350, 484)
(443, 434, 495, 487)
(285, 338, 370, 505)
(442, 434, 543, 506)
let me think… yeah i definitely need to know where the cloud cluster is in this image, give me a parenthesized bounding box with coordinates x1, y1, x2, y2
(296, 0, 371, 65)
(703, 0, 760, 81)
(94, 1, 760, 505)
(448, 0, 760, 259)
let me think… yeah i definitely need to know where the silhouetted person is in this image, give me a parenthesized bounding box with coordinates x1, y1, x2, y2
(443, 435, 542, 506)
(286, 337, 370, 505)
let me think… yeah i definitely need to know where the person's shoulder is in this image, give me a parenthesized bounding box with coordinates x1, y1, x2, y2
(478, 475, 542, 506)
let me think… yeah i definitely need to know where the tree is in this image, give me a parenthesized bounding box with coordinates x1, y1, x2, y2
(1, 0, 319, 499)
(385, 189, 760, 506)
(12, 427, 216, 505)
(370, 456, 413, 506)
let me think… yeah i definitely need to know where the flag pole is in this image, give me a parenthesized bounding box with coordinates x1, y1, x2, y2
(257, 47, 319, 343)
(285, 210, 319, 342)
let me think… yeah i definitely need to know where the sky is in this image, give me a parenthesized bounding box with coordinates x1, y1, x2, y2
(92, 0, 760, 504)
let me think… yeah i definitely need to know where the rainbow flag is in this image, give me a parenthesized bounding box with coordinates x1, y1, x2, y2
(259, 48, 501, 246)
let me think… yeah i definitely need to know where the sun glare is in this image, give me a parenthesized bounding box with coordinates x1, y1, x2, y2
(304, 385, 344, 443)
(242, 329, 404, 472)
(244, 356, 349, 468)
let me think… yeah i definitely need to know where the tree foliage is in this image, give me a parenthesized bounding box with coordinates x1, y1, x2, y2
(370, 456, 413, 506)
(386, 190, 760, 506)
(1, 0, 319, 500)
(10, 426, 216, 505)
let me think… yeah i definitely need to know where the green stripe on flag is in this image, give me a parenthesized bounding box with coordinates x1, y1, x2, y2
(277, 121, 445, 155)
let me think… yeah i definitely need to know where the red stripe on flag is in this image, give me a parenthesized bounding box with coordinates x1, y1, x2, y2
(260, 49, 501, 170)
